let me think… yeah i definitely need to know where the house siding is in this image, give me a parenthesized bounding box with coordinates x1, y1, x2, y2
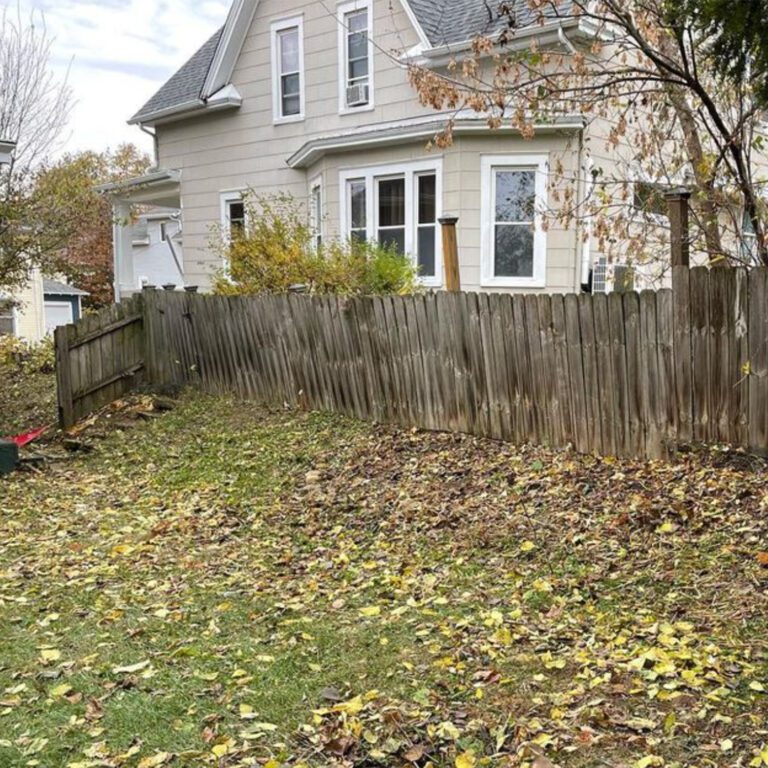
(155, 0, 584, 292)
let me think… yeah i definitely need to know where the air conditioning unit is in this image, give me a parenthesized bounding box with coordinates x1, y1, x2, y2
(346, 82, 370, 107)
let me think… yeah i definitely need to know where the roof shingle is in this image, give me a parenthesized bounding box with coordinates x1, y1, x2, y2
(129, 2, 573, 125)
(130, 28, 224, 124)
(408, 0, 572, 46)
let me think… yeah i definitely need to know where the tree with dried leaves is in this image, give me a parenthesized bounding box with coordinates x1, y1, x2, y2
(408, 0, 768, 277)
(0, 6, 73, 291)
(31, 146, 152, 307)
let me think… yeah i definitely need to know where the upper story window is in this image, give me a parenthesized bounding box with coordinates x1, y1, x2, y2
(338, 0, 373, 113)
(481, 155, 548, 288)
(271, 16, 305, 123)
(340, 159, 443, 286)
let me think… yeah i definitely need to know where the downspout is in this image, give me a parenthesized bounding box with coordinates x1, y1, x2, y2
(558, 24, 590, 290)
(139, 124, 160, 169)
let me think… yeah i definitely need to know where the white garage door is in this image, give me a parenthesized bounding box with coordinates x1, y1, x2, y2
(45, 302, 74, 335)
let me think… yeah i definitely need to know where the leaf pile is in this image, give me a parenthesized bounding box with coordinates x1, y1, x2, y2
(0, 393, 766, 768)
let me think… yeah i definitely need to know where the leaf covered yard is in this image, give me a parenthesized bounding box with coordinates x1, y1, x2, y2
(1, 395, 767, 768)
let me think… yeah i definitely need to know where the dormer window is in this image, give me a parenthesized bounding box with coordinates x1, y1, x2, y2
(271, 17, 305, 123)
(338, 0, 373, 113)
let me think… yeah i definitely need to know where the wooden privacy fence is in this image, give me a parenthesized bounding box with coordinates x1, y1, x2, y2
(132, 266, 768, 460)
(56, 295, 145, 428)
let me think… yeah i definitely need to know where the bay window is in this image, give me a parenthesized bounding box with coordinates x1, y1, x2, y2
(271, 17, 304, 122)
(481, 155, 548, 288)
(341, 159, 442, 285)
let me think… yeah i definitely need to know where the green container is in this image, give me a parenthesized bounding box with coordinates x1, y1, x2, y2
(0, 440, 19, 476)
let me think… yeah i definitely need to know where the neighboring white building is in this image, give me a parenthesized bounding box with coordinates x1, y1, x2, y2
(0, 139, 15, 166)
(128, 209, 185, 293)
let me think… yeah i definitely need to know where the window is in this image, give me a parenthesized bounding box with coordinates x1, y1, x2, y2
(377, 177, 406, 253)
(271, 17, 304, 122)
(742, 210, 759, 264)
(348, 179, 367, 243)
(221, 192, 246, 241)
(310, 180, 323, 250)
(481, 155, 547, 288)
(592, 257, 608, 294)
(341, 159, 442, 284)
(338, 0, 373, 112)
(416, 173, 437, 278)
(160, 222, 168, 242)
(0, 299, 14, 336)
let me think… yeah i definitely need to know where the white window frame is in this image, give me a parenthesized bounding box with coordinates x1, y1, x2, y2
(337, 0, 374, 115)
(340, 158, 443, 287)
(220, 190, 247, 244)
(480, 154, 548, 289)
(271, 15, 305, 124)
(310, 176, 324, 251)
(0, 296, 16, 337)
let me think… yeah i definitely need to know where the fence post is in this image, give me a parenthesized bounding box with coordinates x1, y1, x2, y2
(439, 215, 461, 292)
(665, 188, 691, 268)
(54, 325, 75, 430)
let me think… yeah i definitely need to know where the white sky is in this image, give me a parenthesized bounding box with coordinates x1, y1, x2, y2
(12, 0, 231, 157)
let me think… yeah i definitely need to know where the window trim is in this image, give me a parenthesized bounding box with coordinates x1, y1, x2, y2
(340, 158, 443, 287)
(480, 154, 548, 288)
(310, 176, 324, 251)
(337, 0, 375, 115)
(220, 190, 247, 243)
(271, 15, 305, 124)
(0, 296, 16, 337)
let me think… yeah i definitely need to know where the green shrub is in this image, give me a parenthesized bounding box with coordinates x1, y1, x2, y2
(211, 193, 420, 296)
(0, 335, 55, 375)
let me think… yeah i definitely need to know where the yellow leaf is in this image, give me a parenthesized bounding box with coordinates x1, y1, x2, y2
(264, 761, 282, 768)
(658, 522, 676, 534)
(113, 660, 151, 675)
(635, 757, 664, 768)
(721, 740, 734, 752)
(211, 744, 229, 758)
(456, 751, 477, 768)
(333, 696, 364, 715)
(137, 753, 171, 768)
(40, 649, 61, 662)
(51, 684, 72, 698)
(359, 606, 381, 618)
(520, 541, 536, 553)
(749, 681, 765, 692)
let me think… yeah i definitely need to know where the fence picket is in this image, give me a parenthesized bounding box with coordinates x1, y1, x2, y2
(53, 279, 768, 458)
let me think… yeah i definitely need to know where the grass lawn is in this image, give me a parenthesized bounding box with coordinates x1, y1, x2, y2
(1, 392, 767, 768)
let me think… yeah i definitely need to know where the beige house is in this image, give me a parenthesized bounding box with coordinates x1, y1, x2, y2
(108, 0, 613, 298)
(1, 271, 88, 343)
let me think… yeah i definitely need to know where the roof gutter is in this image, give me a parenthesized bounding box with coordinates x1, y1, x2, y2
(128, 84, 243, 128)
(413, 17, 585, 66)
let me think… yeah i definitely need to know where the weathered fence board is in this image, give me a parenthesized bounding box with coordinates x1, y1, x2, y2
(54, 269, 768, 459)
(56, 294, 145, 429)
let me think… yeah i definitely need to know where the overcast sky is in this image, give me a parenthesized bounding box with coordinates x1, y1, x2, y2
(13, 0, 230, 157)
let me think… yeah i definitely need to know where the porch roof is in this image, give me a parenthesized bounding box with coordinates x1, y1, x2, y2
(97, 169, 181, 208)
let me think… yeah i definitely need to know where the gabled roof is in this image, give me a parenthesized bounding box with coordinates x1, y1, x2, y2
(130, 29, 224, 124)
(408, 0, 573, 47)
(129, 0, 576, 126)
(43, 279, 89, 297)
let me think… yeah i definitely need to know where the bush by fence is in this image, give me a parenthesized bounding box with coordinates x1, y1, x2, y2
(56, 267, 768, 460)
